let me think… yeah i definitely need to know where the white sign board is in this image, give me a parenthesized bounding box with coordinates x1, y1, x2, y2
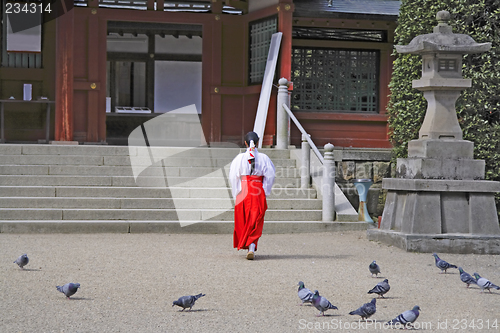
(253, 32, 282, 148)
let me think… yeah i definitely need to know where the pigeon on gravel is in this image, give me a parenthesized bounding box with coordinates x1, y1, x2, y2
(369, 261, 380, 277)
(13, 254, 29, 269)
(297, 281, 314, 305)
(172, 293, 205, 311)
(368, 279, 390, 298)
(433, 253, 457, 273)
(311, 290, 338, 316)
(56, 283, 80, 299)
(458, 267, 477, 288)
(349, 298, 376, 320)
(387, 306, 421, 328)
(473, 273, 500, 293)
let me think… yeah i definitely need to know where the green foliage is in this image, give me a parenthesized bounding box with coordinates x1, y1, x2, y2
(388, 0, 500, 217)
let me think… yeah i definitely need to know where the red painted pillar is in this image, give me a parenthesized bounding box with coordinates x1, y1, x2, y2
(210, 3, 223, 143)
(261, 0, 293, 146)
(278, 0, 294, 81)
(55, 9, 74, 141)
(87, 9, 100, 142)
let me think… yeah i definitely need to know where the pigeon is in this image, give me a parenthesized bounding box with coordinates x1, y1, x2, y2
(297, 281, 314, 305)
(473, 273, 500, 293)
(311, 290, 338, 316)
(433, 253, 457, 273)
(172, 293, 205, 311)
(369, 260, 380, 277)
(349, 298, 376, 320)
(56, 283, 80, 299)
(13, 254, 29, 269)
(387, 306, 421, 328)
(458, 267, 477, 288)
(368, 279, 390, 298)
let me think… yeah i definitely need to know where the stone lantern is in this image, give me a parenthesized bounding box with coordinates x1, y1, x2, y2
(367, 11, 500, 254)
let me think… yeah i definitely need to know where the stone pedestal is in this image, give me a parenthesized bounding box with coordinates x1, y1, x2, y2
(368, 139, 500, 254)
(399, 139, 485, 180)
(368, 138, 500, 254)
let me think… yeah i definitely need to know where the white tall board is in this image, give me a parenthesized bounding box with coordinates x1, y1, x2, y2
(253, 32, 282, 148)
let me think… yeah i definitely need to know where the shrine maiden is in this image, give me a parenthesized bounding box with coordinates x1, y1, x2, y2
(229, 131, 275, 260)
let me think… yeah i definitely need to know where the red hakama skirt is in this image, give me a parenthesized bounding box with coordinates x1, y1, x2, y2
(233, 176, 267, 251)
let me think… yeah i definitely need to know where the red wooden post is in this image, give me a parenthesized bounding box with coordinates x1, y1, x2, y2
(147, 0, 154, 10)
(157, 0, 164, 11)
(278, 0, 294, 81)
(88, 0, 98, 8)
(209, 13, 223, 143)
(55, 9, 74, 141)
(211, 0, 223, 14)
(87, 9, 100, 142)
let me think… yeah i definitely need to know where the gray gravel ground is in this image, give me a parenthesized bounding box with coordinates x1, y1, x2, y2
(1, 231, 499, 332)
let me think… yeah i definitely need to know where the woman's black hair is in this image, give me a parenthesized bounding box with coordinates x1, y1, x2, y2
(244, 131, 259, 175)
(244, 131, 259, 146)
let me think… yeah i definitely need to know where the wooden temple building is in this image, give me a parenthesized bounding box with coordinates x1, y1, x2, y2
(0, 0, 400, 148)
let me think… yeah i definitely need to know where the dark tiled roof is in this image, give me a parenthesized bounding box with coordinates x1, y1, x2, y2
(293, 0, 401, 19)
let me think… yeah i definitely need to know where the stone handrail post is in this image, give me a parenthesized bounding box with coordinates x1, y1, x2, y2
(322, 143, 335, 222)
(276, 78, 289, 149)
(301, 134, 311, 189)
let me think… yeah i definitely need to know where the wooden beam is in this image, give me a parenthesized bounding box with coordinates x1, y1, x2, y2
(107, 52, 202, 62)
(74, 80, 101, 90)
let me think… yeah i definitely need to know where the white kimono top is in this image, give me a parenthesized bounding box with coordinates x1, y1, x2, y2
(229, 148, 276, 200)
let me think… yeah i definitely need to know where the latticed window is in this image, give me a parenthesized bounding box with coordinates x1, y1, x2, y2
(291, 47, 379, 112)
(249, 16, 277, 84)
(293, 26, 387, 43)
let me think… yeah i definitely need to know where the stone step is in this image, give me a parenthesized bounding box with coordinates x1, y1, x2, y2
(0, 186, 317, 199)
(0, 144, 291, 159)
(0, 164, 301, 178)
(0, 175, 300, 188)
(0, 220, 372, 234)
(0, 197, 322, 210)
(0, 155, 296, 168)
(111, 155, 297, 168)
(0, 208, 323, 221)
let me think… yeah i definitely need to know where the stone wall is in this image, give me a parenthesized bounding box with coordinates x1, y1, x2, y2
(334, 149, 394, 219)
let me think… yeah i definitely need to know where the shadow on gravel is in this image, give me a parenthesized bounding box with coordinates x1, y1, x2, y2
(256, 254, 352, 261)
(375, 296, 403, 300)
(176, 309, 212, 313)
(479, 292, 500, 296)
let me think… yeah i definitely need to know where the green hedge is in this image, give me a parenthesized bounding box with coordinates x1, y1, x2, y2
(388, 0, 500, 218)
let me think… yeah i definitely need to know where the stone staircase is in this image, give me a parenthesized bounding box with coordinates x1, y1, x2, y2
(0, 144, 364, 233)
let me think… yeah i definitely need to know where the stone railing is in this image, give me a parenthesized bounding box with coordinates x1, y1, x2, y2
(277, 78, 336, 222)
(277, 77, 393, 221)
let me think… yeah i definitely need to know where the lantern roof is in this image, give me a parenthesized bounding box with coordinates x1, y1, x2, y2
(395, 11, 491, 55)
